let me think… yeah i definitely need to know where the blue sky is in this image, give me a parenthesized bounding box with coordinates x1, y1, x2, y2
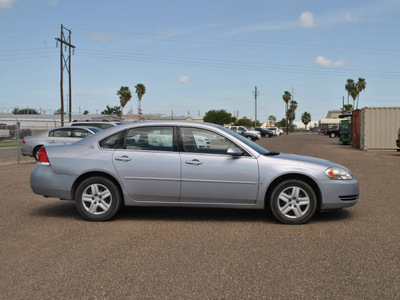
(1, 0, 399, 122)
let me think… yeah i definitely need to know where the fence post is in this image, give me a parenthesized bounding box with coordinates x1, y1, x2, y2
(16, 120, 20, 165)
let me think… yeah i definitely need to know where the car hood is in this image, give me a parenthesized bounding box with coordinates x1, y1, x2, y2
(263, 152, 349, 172)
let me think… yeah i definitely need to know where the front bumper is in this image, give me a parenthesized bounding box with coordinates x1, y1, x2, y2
(318, 178, 359, 210)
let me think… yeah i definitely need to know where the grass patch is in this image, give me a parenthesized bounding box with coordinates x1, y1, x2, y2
(0, 140, 22, 148)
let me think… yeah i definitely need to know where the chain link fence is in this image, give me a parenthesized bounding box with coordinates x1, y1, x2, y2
(0, 117, 61, 165)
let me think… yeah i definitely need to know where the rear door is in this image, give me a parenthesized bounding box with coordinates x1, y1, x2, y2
(112, 126, 181, 202)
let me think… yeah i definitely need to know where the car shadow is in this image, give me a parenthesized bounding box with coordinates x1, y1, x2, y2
(118, 206, 271, 223)
(31, 201, 81, 220)
(31, 202, 355, 224)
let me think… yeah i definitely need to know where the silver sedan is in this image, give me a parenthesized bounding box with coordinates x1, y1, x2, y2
(22, 126, 102, 160)
(30, 121, 359, 224)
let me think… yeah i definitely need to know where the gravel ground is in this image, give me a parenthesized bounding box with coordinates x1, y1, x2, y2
(0, 133, 399, 299)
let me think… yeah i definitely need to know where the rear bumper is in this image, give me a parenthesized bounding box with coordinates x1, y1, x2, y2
(30, 165, 75, 200)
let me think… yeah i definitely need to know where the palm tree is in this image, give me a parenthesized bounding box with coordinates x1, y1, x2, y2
(288, 100, 298, 126)
(268, 115, 276, 126)
(356, 78, 366, 109)
(117, 86, 132, 119)
(350, 85, 358, 107)
(282, 91, 291, 135)
(135, 83, 146, 121)
(301, 112, 311, 130)
(345, 79, 355, 107)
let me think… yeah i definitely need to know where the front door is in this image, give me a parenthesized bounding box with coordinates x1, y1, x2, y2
(179, 127, 259, 204)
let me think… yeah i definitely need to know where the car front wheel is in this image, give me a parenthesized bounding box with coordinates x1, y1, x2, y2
(75, 176, 122, 221)
(330, 132, 336, 138)
(270, 180, 317, 224)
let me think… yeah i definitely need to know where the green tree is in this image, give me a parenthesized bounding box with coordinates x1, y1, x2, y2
(101, 105, 122, 117)
(276, 118, 287, 128)
(282, 91, 291, 135)
(83, 110, 89, 115)
(345, 79, 356, 107)
(287, 100, 298, 127)
(356, 78, 366, 109)
(117, 86, 132, 119)
(135, 83, 146, 121)
(54, 108, 66, 115)
(301, 112, 311, 130)
(268, 115, 276, 126)
(341, 104, 353, 113)
(12, 108, 39, 114)
(234, 118, 261, 127)
(203, 109, 233, 125)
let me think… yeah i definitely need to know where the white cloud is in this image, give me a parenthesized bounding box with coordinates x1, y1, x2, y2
(316, 56, 346, 67)
(0, 0, 17, 8)
(333, 58, 346, 66)
(343, 12, 357, 22)
(316, 56, 332, 66)
(299, 12, 315, 28)
(178, 76, 191, 84)
(87, 32, 121, 43)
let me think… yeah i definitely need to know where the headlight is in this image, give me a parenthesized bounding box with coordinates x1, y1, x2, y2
(325, 167, 353, 180)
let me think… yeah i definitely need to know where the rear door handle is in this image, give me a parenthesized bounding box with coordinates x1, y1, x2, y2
(115, 156, 132, 162)
(185, 159, 202, 166)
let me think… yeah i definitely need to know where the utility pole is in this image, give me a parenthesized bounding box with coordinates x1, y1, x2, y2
(253, 86, 259, 128)
(55, 24, 75, 126)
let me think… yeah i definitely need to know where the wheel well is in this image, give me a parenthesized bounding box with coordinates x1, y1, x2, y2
(71, 172, 124, 203)
(264, 174, 322, 209)
(33, 145, 43, 154)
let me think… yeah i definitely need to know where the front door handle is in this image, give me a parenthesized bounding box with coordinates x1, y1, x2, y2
(115, 156, 132, 162)
(185, 159, 202, 166)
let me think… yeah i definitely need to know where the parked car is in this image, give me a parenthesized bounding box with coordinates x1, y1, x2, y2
(396, 128, 400, 151)
(255, 127, 273, 138)
(22, 126, 102, 160)
(227, 128, 259, 141)
(310, 127, 320, 132)
(226, 126, 261, 140)
(267, 127, 281, 136)
(30, 121, 359, 224)
(0, 123, 31, 139)
(325, 126, 340, 138)
(70, 120, 123, 129)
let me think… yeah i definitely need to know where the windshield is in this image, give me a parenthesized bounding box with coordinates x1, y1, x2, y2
(218, 125, 270, 155)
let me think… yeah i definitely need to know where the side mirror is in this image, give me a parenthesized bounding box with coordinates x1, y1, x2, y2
(227, 146, 244, 157)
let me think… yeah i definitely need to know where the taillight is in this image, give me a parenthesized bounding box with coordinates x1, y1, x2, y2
(37, 147, 50, 165)
(23, 139, 26, 144)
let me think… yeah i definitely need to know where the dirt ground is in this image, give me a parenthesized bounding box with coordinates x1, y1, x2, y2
(0, 133, 399, 299)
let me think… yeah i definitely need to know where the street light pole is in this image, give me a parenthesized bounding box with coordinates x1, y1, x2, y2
(253, 86, 259, 128)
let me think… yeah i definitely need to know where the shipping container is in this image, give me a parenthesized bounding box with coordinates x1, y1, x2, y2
(358, 107, 400, 151)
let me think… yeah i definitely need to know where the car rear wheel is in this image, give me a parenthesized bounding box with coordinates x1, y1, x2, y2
(33, 146, 43, 161)
(270, 180, 317, 224)
(75, 176, 122, 221)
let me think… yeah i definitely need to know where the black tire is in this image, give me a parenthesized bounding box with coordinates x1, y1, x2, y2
(329, 132, 336, 138)
(33, 146, 43, 161)
(269, 180, 317, 224)
(75, 176, 122, 221)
